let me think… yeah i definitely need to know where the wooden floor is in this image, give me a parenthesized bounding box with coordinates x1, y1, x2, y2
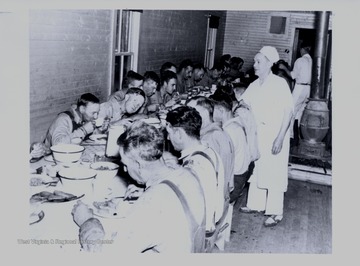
(214, 179, 332, 254)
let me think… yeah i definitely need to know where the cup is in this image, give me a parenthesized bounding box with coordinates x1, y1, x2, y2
(211, 84, 217, 94)
(105, 125, 125, 157)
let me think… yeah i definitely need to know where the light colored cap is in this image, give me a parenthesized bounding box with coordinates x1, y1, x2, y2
(259, 46, 279, 64)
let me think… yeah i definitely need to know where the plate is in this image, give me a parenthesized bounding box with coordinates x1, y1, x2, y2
(29, 210, 45, 225)
(58, 167, 97, 180)
(92, 198, 133, 219)
(141, 117, 161, 124)
(87, 134, 107, 145)
(30, 174, 58, 186)
(44, 155, 55, 162)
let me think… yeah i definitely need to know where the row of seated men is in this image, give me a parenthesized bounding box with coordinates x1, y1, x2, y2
(30, 58, 258, 253)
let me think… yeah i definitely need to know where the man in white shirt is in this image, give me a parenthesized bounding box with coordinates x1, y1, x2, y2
(279, 43, 312, 145)
(71, 121, 206, 253)
(165, 106, 225, 234)
(210, 90, 252, 204)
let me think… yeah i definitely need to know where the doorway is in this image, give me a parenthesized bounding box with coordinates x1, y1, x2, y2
(291, 28, 316, 66)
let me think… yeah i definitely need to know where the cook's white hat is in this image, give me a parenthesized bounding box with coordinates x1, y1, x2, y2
(259, 46, 279, 64)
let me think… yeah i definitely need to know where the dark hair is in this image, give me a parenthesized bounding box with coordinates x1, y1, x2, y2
(117, 121, 164, 161)
(178, 59, 193, 72)
(161, 70, 177, 86)
(77, 93, 100, 108)
(209, 88, 234, 111)
(186, 96, 214, 119)
(211, 63, 223, 72)
(123, 70, 144, 88)
(166, 106, 202, 140)
(230, 57, 244, 68)
(160, 62, 177, 78)
(216, 85, 237, 102)
(193, 63, 205, 72)
(144, 71, 160, 85)
(220, 54, 231, 63)
(126, 87, 146, 99)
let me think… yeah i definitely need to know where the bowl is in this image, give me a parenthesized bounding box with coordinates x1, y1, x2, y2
(90, 162, 119, 179)
(58, 166, 97, 203)
(50, 144, 85, 166)
(90, 162, 120, 200)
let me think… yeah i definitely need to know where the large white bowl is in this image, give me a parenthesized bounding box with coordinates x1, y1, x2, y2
(90, 162, 119, 179)
(58, 166, 97, 203)
(50, 144, 84, 165)
(90, 162, 119, 200)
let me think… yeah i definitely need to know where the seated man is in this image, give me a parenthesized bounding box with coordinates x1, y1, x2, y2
(228, 56, 244, 82)
(196, 63, 223, 89)
(186, 96, 235, 200)
(165, 106, 225, 233)
(121, 70, 144, 91)
(138, 71, 161, 115)
(150, 70, 180, 109)
(191, 63, 206, 87)
(30, 93, 100, 159)
(98, 87, 146, 126)
(108, 70, 144, 105)
(71, 121, 206, 253)
(160, 61, 177, 79)
(45, 93, 100, 147)
(177, 59, 194, 94)
(210, 89, 252, 204)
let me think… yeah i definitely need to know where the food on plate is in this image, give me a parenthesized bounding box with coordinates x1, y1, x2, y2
(30, 174, 58, 186)
(30, 177, 44, 186)
(30, 190, 82, 203)
(93, 198, 120, 216)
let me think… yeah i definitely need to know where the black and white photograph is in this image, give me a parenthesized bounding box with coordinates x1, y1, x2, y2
(1, 0, 358, 264)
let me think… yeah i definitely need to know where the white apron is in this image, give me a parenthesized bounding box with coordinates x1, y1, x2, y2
(241, 73, 293, 192)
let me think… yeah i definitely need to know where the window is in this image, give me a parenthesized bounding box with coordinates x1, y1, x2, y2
(112, 10, 141, 92)
(269, 16, 287, 35)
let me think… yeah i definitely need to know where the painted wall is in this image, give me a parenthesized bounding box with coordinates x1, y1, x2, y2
(222, 11, 332, 72)
(137, 10, 226, 75)
(29, 10, 113, 144)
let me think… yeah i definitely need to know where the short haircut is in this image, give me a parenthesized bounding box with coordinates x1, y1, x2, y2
(193, 63, 205, 72)
(160, 62, 177, 77)
(125, 87, 146, 99)
(209, 89, 234, 111)
(186, 96, 214, 119)
(77, 93, 100, 108)
(216, 85, 237, 102)
(166, 105, 202, 140)
(211, 63, 223, 72)
(161, 70, 177, 86)
(117, 121, 164, 161)
(178, 59, 193, 72)
(230, 57, 244, 68)
(123, 70, 144, 87)
(143, 71, 160, 85)
(300, 43, 311, 53)
(220, 54, 231, 63)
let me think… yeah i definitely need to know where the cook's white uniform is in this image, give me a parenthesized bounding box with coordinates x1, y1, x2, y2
(240, 73, 293, 214)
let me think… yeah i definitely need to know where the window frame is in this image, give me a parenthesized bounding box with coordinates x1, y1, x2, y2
(110, 10, 141, 94)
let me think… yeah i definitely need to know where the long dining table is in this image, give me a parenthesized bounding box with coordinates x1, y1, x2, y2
(29, 137, 132, 252)
(27, 88, 213, 252)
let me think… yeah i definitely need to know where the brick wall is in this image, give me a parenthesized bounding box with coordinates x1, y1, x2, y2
(223, 11, 333, 72)
(137, 10, 226, 75)
(29, 10, 113, 143)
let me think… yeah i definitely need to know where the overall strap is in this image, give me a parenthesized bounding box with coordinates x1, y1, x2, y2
(160, 180, 205, 253)
(186, 150, 219, 186)
(61, 111, 82, 131)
